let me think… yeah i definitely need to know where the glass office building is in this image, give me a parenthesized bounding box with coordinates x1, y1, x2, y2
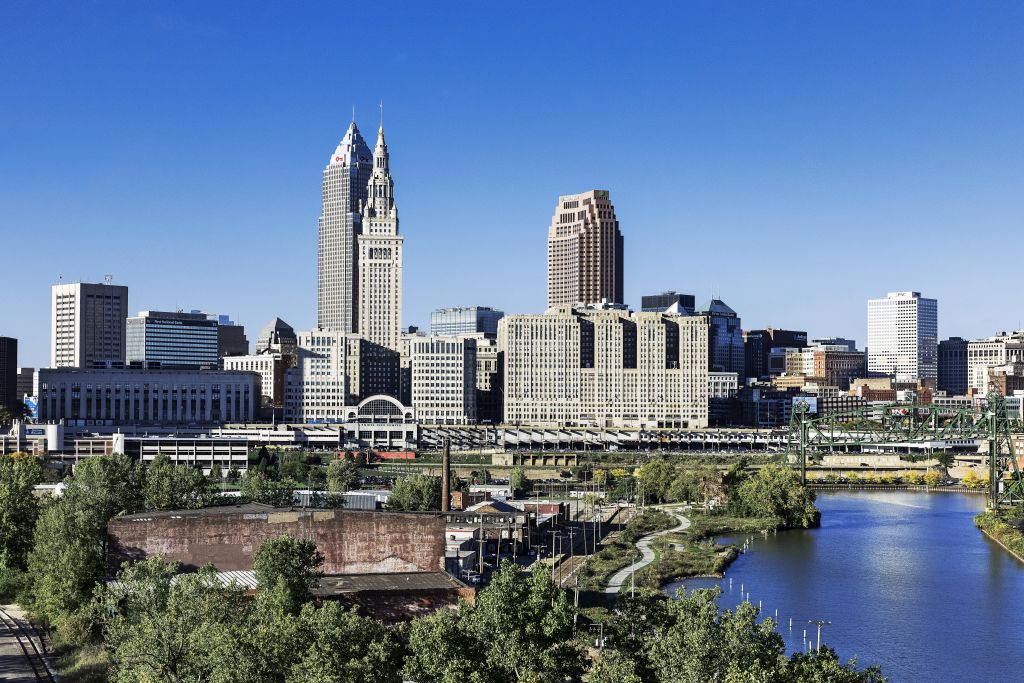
(430, 307, 505, 337)
(126, 311, 219, 368)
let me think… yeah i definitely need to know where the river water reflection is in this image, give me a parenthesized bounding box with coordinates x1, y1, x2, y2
(664, 491, 1024, 682)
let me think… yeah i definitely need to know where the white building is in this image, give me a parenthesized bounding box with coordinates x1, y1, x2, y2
(223, 353, 286, 409)
(967, 331, 1024, 393)
(283, 330, 399, 423)
(51, 281, 129, 368)
(410, 336, 477, 424)
(499, 307, 709, 428)
(709, 371, 739, 399)
(866, 291, 937, 383)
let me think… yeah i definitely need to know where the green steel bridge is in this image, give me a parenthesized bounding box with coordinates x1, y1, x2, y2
(787, 392, 1024, 509)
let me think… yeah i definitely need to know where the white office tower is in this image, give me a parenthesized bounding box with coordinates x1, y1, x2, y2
(410, 336, 477, 424)
(318, 121, 373, 332)
(357, 121, 403, 350)
(51, 281, 129, 368)
(866, 291, 938, 383)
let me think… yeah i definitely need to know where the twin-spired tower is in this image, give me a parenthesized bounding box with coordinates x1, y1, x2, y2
(316, 114, 403, 350)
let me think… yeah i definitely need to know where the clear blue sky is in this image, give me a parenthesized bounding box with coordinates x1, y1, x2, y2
(2, 1, 1023, 368)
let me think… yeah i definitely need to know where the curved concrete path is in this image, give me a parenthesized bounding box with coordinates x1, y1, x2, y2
(604, 507, 690, 594)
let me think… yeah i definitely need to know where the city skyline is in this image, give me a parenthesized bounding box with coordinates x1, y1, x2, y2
(4, 2, 1024, 368)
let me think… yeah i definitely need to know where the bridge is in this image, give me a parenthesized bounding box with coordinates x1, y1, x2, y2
(787, 392, 1024, 508)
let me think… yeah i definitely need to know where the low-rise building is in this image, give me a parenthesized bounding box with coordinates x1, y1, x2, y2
(36, 367, 259, 425)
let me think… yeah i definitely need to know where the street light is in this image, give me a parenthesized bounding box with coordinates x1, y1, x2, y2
(807, 620, 832, 653)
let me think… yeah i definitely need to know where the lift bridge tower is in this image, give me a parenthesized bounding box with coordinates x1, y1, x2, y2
(786, 391, 1024, 509)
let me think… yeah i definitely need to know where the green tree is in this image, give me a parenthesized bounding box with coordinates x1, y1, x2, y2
(588, 649, 643, 683)
(209, 463, 223, 481)
(509, 466, 531, 497)
(286, 602, 402, 683)
(253, 536, 325, 612)
(786, 647, 887, 682)
(387, 474, 442, 511)
(637, 458, 676, 503)
(240, 471, 296, 507)
(403, 611, 485, 683)
(458, 560, 585, 682)
(0, 453, 44, 570)
(327, 458, 359, 493)
(99, 557, 250, 683)
(64, 454, 146, 521)
(144, 454, 213, 511)
(730, 463, 820, 528)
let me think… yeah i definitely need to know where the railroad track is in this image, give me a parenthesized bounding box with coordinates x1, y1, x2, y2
(0, 605, 55, 682)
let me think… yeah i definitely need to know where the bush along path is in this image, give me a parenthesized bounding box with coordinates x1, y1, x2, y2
(604, 506, 690, 594)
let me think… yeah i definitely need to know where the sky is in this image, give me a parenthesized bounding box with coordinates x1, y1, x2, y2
(2, 1, 1023, 368)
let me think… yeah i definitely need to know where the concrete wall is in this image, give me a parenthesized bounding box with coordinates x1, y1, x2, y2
(107, 507, 445, 576)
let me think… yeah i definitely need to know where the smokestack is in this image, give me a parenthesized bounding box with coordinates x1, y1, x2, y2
(441, 437, 451, 512)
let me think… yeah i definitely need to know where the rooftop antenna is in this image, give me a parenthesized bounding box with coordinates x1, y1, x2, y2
(379, 100, 383, 129)
(352, 104, 356, 124)
(104, 274, 113, 285)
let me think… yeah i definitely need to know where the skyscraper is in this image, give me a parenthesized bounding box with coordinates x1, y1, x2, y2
(938, 337, 968, 395)
(318, 120, 373, 332)
(694, 299, 745, 378)
(51, 281, 129, 368)
(547, 190, 623, 308)
(866, 291, 938, 383)
(430, 307, 504, 337)
(357, 121, 403, 350)
(126, 311, 219, 368)
(0, 337, 16, 413)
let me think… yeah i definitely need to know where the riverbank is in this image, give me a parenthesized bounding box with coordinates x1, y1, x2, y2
(974, 510, 1024, 563)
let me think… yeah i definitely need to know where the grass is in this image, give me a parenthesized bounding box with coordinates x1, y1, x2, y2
(577, 508, 677, 589)
(975, 509, 1024, 562)
(51, 640, 109, 683)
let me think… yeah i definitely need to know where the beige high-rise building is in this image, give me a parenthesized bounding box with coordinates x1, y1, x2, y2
(499, 305, 709, 428)
(357, 122, 403, 350)
(51, 281, 129, 368)
(547, 190, 623, 308)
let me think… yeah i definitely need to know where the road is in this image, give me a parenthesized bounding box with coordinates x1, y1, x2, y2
(604, 507, 691, 595)
(0, 606, 52, 682)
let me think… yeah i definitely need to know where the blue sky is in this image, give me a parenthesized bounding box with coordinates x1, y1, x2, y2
(2, 1, 1023, 367)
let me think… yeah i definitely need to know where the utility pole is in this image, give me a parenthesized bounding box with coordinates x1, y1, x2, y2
(808, 620, 831, 653)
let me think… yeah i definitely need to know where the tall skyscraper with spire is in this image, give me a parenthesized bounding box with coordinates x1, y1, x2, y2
(318, 120, 373, 332)
(357, 114, 403, 350)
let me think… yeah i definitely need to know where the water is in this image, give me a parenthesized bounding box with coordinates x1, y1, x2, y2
(664, 491, 1024, 682)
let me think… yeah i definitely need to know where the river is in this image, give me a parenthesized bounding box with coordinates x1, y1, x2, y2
(664, 491, 1024, 682)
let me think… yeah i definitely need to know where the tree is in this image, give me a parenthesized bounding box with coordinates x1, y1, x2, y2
(923, 470, 942, 487)
(786, 647, 887, 682)
(730, 464, 820, 528)
(327, 458, 359, 493)
(64, 454, 146, 521)
(588, 649, 643, 683)
(99, 557, 250, 683)
(0, 453, 44, 570)
(144, 454, 214, 511)
(240, 471, 296, 507)
(387, 474, 442, 511)
(905, 471, 924, 486)
(403, 611, 485, 683)
(458, 560, 585, 682)
(209, 463, 223, 481)
(509, 466, 531, 497)
(962, 469, 981, 489)
(253, 536, 325, 612)
(0, 401, 32, 427)
(637, 458, 676, 503)
(286, 602, 402, 683)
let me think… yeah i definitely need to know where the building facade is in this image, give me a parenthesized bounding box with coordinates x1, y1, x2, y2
(223, 353, 287, 411)
(256, 318, 298, 357)
(0, 337, 15, 413)
(744, 328, 808, 380)
(967, 331, 1024, 393)
(51, 281, 129, 368)
(430, 307, 505, 337)
(499, 307, 709, 428)
(36, 367, 258, 425)
(784, 346, 866, 390)
(357, 124, 403, 350)
(866, 291, 938, 383)
(283, 330, 399, 423)
(126, 311, 219, 368)
(410, 336, 477, 424)
(204, 313, 248, 359)
(694, 299, 744, 378)
(318, 121, 373, 333)
(15, 367, 34, 403)
(937, 337, 969, 396)
(547, 190, 623, 308)
(641, 291, 695, 315)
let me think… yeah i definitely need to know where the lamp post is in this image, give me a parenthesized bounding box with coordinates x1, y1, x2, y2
(808, 620, 832, 653)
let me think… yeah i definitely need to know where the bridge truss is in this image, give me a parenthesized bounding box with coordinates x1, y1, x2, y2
(787, 392, 1024, 508)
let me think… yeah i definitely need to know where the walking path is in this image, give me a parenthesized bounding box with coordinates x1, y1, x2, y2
(604, 507, 691, 594)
